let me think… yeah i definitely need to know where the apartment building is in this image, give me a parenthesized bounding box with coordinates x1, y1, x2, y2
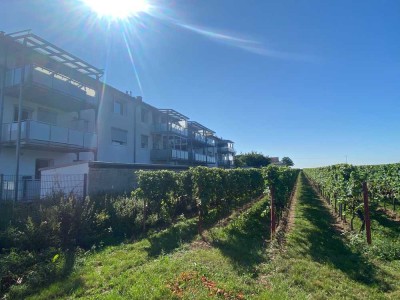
(216, 138, 235, 168)
(0, 30, 235, 199)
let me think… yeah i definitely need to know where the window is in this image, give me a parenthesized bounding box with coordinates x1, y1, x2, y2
(111, 128, 128, 145)
(141, 134, 149, 149)
(35, 159, 54, 179)
(13, 107, 32, 122)
(37, 108, 57, 125)
(152, 135, 161, 149)
(141, 108, 149, 123)
(113, 100, 125, 115)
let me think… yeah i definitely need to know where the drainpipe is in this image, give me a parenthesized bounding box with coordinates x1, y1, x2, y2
(133, 97, 140, 163)
(0, 36, 8, 156)
(94, 75, 101, 161)
(14, 39, 27, 201)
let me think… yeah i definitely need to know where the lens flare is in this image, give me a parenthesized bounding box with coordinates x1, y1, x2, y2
(82, 0, 150, 19)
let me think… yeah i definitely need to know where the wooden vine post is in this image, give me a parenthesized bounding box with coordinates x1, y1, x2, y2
(362, 181, 372, 245)
(270, 185, 276, 237)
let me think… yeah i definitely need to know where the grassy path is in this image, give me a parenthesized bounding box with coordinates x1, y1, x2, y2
(260, 173, 400, 300)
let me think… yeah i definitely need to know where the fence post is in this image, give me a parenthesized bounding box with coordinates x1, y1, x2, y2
(363, 182, 372, 245)
(270, 185, 276, 237)
(83, 173, 88, 200)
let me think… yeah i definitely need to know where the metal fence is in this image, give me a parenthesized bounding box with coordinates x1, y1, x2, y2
(0, 174, 87, 201)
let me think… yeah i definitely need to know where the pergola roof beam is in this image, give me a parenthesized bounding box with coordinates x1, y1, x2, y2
(7, 31, 103, 78)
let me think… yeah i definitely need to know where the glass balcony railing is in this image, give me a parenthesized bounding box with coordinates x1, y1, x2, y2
(151, 149, 189, 161)
(1, 120, 97, 150)
(191, 153, 216, 164)
(207, 156, 216, 164)
(219, 146, 235, 153)
(194, 153, 207, 162)
(194, 132, 206, 143)
(152, 123, 188, 136)
(5, 65, 97, 106)
(219, 159, 234, 166)
(172, 149, 189, 160)
(206, 139, 215, 146)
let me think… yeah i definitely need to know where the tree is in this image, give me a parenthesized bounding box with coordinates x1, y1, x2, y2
(281, 157, 294, 167)
(234, 152, 271, 168)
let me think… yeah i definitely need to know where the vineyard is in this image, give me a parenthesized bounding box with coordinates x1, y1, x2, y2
(304, 163, 400, 262)
(136, 166, 298, 236)
(0, 166, 298, 299)
(304, 163, 400, 221)
(1, 164, 400, 299)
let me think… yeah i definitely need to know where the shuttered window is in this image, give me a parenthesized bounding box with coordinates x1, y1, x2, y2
(111, 127, 128, 145)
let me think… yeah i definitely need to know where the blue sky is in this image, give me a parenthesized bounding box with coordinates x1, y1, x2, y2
(1, 0, 399, 168)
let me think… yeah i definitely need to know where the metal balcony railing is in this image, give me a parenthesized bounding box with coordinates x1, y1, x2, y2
(206, 139, 215, 146)
(151, 149, 189, 161)
(152, 123, 188, 136)
(193, 132, 206, 144)
(1, 120, 97, 150)
(219, 146, 235, 153)
(191, 152, 216, 164)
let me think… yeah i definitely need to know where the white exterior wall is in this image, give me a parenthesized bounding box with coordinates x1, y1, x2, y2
(96, 87, 135, 163)
(0, 147, 78, 175)
(41, 162, 89, 176)
(135, 105, 153, 164)
(40, 162, 89, 198)
(96, 87, 154, 164)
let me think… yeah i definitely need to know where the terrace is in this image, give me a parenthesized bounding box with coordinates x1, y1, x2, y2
(1, 120, 97, 152)
(152, 109, 189, 137)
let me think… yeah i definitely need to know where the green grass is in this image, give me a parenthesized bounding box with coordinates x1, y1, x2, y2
(259, 173, 400, 300)
(25, 196, 271, 299)
(344, 203, 400, 262)
(24, 173, 400, 299)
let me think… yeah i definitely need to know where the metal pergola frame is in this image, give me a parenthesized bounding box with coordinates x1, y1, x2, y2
(188, 121, 215, 135)
(7, 30, 104, 78)
(158, 109, 189, 121)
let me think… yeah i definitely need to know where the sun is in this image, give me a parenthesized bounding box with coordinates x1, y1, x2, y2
(82, 0, 150, 19)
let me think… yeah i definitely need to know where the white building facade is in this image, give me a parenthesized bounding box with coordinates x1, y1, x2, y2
(0, 31, 235, 200)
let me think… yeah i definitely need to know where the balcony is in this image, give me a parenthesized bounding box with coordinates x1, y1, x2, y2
(4, 65, 97, 111)
(219, 146, 235, 153)
(207, 156, 216, 164)
(152, 123, 188, 136)
(151, 149, 189, 162)
(190, 152, 216, 164)
(190, 133, 216, 147)
(190, 132, 206, 145)
(218, 159, 234, 167)
(1, 120, 97, 152)
(206, 138, 215, 146)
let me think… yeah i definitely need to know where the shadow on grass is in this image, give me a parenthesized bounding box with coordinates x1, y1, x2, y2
(145, 208, 232, 257)
(371, 210, 400, 238)
(147, 203, 264, 257)
(5, 250, 81, 300)
(145, 219, 199, 257)
(210, 200, 270, 274)
(300, 174, 393, 291)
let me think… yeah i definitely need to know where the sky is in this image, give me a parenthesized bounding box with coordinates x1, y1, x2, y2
(1, 0, 399, 168)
